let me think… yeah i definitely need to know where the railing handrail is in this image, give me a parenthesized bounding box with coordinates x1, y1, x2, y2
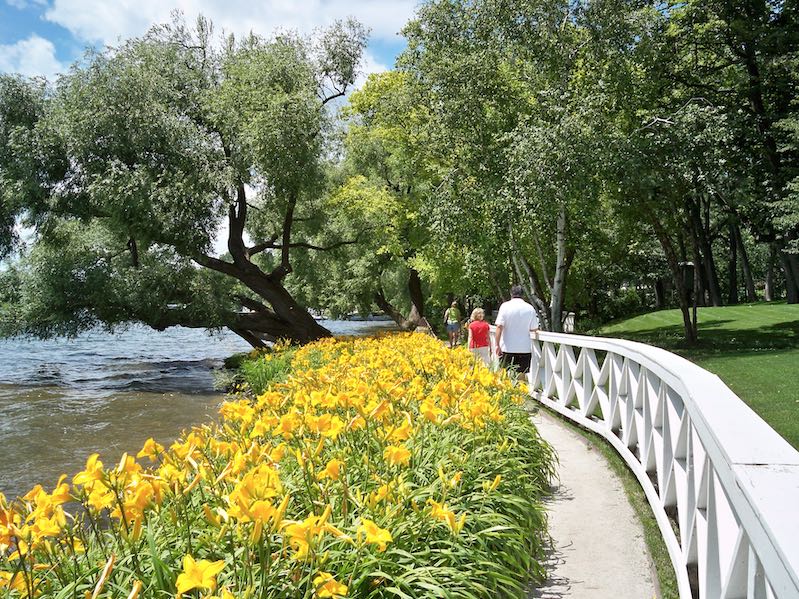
(493, 328, 799, 598)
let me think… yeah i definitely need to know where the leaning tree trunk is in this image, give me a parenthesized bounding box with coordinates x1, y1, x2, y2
(651, 216, 697, 344)
(373, 267, 426, 332)
(374, 289, 413, 330)
(193, 185, 333, 347)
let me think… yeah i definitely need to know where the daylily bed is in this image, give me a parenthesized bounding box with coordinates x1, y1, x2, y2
(0, 333, 554, 598)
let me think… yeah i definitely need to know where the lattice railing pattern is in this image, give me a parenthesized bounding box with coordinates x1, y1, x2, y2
(517, 331, 799, 599)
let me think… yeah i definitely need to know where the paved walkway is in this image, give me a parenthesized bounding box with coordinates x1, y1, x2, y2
(529, 410, 658, 599)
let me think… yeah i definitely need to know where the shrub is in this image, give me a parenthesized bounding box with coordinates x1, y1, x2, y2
(0, 333, 554, 598)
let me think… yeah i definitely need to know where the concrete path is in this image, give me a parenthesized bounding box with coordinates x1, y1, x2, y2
(529, 410, 658, 599)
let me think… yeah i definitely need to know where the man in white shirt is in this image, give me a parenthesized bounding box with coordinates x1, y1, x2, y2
(494, 285, 540, 374)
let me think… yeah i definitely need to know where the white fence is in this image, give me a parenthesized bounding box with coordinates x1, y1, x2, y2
(497, 330, 799, 599)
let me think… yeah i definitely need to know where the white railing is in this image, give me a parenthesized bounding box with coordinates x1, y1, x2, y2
(492, 329, 799, 599)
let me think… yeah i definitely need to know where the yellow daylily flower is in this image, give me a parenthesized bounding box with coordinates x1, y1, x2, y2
(72, 454, 104, 487)
(318, 459, 344, 481)
(357, 518, 392, 552)
(383, 445, 411, 467)
(136, 438, 164, 461)
(176, 554, 226, 594)
(313, 571, 348, 598)
(483, 475, 502, 493)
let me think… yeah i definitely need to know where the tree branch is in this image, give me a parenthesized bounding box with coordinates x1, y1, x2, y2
(193, 253, 240, 277)
(250, 228, 373, 256)
(236, 294, 270, 313)
(268, 193, 298, 281)
(321, 85, 347, 106)
(248, 232, 281, 257)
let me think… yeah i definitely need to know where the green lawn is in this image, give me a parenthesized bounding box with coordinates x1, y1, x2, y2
(598, 302, 799, 449)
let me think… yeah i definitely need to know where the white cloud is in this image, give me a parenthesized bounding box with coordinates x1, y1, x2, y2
(5, 0, 48, 9)
(356, 50, 389, 87)
(0, 34, 66, 79)
(44, 0, 415, 47)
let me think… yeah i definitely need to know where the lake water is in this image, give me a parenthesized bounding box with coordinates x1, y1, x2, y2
(0, 320, 395, 500)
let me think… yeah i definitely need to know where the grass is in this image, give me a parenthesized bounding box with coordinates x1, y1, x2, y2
(598, 302, 799, 449)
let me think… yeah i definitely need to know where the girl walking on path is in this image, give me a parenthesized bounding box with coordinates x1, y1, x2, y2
(467, 308, 491, 365)
(443, 301, 462, 349)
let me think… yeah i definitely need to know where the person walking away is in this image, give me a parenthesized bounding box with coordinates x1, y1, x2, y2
(443, 301, 462, 349)
(494, 285, 539, 376)
(467, 308, 491, 365)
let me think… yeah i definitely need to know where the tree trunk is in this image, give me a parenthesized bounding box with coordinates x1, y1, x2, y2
(728, 225, 739, 305)
(508, 225, 551, 329)
(734, 225, 757, 302)
(692, 259, 699, 340)
(651, 216, 697, 344)
(688, 197, 722, 305)
(371, 267, 426, 331)
(511, 251, 551, 330)
(407, 267, 425, 325)
(373, 288, 414, 330)
(765, 244, 776, 301)
(237, 269, 331, 343)
(689, 228, 707, 307)
(742, 41, 781, 180)
(701, 233, 722, 306)
(191, 184, 333, 347)
(778, 246, 799, 304)
(550, 206, 568, 333)
(195, 256, 331, 347)
(785, 252, 799, 304)
(654, 279, 665, 309)
(230, 327, 268, 349)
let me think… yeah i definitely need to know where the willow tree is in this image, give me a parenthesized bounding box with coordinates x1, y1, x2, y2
(0, 16, 367, 346)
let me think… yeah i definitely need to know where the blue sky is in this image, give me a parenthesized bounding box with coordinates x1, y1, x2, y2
(0, 0, 412, 80)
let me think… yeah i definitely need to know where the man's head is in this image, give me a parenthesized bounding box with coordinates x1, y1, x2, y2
(510, 285, 524, 298)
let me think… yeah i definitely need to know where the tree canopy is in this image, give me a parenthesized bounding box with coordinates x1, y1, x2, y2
(0, 16, 368, 346)
(2, 0, 798, 346)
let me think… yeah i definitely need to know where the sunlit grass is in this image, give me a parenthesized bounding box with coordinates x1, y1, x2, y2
(599, 302, 799, 448)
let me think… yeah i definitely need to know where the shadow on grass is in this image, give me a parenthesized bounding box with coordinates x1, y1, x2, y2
(608, 318, 799, 355)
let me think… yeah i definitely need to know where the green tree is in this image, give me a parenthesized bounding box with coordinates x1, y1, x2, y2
(399, 0, 657, 331)
(287, 70, 481, 330)
(662, 0, 799, 301)
(0, 16, 368, 346)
